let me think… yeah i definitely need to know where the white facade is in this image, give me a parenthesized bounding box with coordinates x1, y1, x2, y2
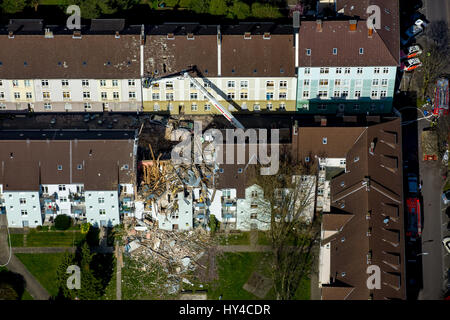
(85, 190, 120, 227)
(156, 191, 193, 231)
(2, 190, 42, 228)
(236, 184, 271, 231)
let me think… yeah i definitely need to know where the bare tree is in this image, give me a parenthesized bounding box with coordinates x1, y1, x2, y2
(248, 160, 322, 300)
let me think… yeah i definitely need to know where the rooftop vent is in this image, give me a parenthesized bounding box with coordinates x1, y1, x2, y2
(8, 31, 14, 39)
(349, 20, 357, 31)
(115, 31, 120, 39)
(316, 20, 323, 32)
(73, 30, 82, 39)
(187, 33, 194, 40)
(44, 28, 53, 38)
(263, 32, 271, 39)
(244, 32, 251, 39)
(368, 27, 373, 37)
(167, 33, 174, 40)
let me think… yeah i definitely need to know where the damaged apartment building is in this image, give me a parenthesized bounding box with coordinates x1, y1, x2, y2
(0, 0, 399, 116)
(0, 130, 137, 228)
(292, 116, 406, 299)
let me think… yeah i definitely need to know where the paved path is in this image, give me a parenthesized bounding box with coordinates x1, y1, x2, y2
(0, 215, 50, 300)
(115, 242, 122, 300)
(12, 247, 75, 253)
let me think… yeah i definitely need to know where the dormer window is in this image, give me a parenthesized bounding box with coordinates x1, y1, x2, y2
(359, 48, 364, 54)
(306, 48, 311, 56)
(322, 137, 327, 144)
(333, 48, 337, 55)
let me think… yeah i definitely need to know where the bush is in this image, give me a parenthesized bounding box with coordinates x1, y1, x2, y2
(209, 214, 220, 234)
(54, 215, 72, 231)
(36, 226, 42, 231)
(251, 3, 282, 19)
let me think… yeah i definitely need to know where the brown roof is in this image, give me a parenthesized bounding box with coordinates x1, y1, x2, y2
(292, 126, 365, 162)
(321, 286, 355, 300)
(221, 34, 295, 77)
(0, 34, 141, 79)
(298, 20, 397, 67)
(144, 34, 218, 77)
(0, 139, 135, 191)
(322, 118, 405, 300)
(322, 213, 354, 232)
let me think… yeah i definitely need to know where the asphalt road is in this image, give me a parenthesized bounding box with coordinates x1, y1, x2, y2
(423, 0, 450, 25)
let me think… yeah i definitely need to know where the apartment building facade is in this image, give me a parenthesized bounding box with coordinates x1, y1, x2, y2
(0, 131, 137, 228)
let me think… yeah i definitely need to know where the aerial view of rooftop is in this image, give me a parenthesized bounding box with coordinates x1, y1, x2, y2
(0, 0, 449, 316)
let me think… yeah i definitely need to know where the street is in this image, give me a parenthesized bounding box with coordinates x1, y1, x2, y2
(423, 0, 450, 25)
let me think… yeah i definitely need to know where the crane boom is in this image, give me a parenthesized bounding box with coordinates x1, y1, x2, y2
(182, 72, 245, 129)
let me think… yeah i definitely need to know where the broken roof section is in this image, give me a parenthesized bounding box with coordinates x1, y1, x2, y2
(0, 131, 136, 191)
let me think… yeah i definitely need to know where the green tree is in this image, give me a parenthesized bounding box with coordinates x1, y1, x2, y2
(0, 0, 27, 13)
(77, 243, 103, 300)
(209, 0, 228, 15)
(189, 0, 210, 14)
(251, 2, 282, 19)
(56, 251, 76, 299)
(228, 0, 250, 19)
(54, 214, 72, 230)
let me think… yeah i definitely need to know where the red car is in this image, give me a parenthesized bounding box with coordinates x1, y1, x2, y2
(406, 198, 421, 239)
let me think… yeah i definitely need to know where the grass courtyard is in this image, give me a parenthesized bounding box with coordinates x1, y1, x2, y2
(10, 230, 85, 247)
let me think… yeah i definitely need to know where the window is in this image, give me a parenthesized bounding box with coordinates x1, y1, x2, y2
(318, 91, 328, 98)
(21, 210, 28, 216)
(204, 104, 211, 111)
(0, 80, 3, 86)
(43, 92, 50, 99)
(322, 137, 327, 144)
(77, 164, 83, 170)
(344, 68, 350, 74)
(341, 90, 349, 98)
(129, 91, 136, 99)
(100, 80, 106, 86)
(357, 67, 363, 74)
(306, 48, 311, 55)
(279, 103, 286, 111)
(240, 80, 248, 88)
(266, 92, 273, 100)
(334, 90, 340, 98)
(191, 104, 198, 111)
(279, 80, 287, 88)
(335, 79, 341, 86)
(266, 80, 274, 88)
(304, 68, 310, 75)
(41, 79, 49, 87)
(20, 198, 26, 204)
(227, 80, 235, 88)
(318, 104, 327, 111)
(14, 92, 20, 99)
(267, 103, 273, 111)
(305, 157, 310, 162)
(333, 48, 338, 55)
(240, 92, 248, 100)
(99, 209, 106, 215)
(83, 92, 90, 99)
(62, 79, 69, 86)
(279, 92, 287, 100)
(101, 92, 107, 100)
(60, 197, 68, 203)
(303, 79, 310, 86)
(128, 79, 135, 86)
(381, 79, 388, 86)
(98, 198, 105, 204)
(353, 104, 360, 111)
(84, 103, 91, 110)
(320, 67, 329, 74)
(113, 92, 119, 99)
(112, 80, 118, 86)
(374, 67, 380, 74)
(354, 90, 361, 98)
(354, 156, 360, 162)
(371, 91, 378, 98)
(355, 79, 363, 87)
(336, 67, 342, 74)
(380, 90, 387, 98)
(57, 165, 63, 171)
(165, 81, 173, 89)
(82, 79, 89, 86)
(190, 92, 198, 100)
(383, 67, 389, 74)
(372, 79, 379, 86)
(24, 80, 30, 87)
(227, 92, 235, 100)
(166, 93, 174, 101)
(0, 92, 4, 99)
(319, 79, 329, 86)
(302, 90, 310, 99)
(253, 104, 260, 111)
(359, 48, 364, 54)
(63, 92, 70, 99)
(152, 93, 160, 100)
(44, 103, 52, 110)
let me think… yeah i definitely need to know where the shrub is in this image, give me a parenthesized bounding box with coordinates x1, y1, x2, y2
(36, 226, 42, 231)
(54, 215, 72, 231)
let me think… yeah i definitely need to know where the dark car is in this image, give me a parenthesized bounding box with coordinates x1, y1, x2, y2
(407, 173, 419, 195)
(406, 197, 422, 240)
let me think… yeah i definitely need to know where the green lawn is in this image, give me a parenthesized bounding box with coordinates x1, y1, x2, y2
(26, 230, 85, 247)
(102, 259, 117, 300)
(217, 232, 250, 245)
(21, 290, 34, 300)
(9, 234, 24, 247)
(257, 231, 271, 245)
(15, 253, 67, 297)
(208, 252, 311, 300)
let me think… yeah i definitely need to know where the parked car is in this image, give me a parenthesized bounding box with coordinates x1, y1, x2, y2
(402, 58, 422, 71)
(401, 23, 424, 45)
(443, 237, 450, 254)
(442, 190, 450, 205)
(406, 197, 422, 240)
(401, 45, 423, 60)
(407, 173, 419, 195)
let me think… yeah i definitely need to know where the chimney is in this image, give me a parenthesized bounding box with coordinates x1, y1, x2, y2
(167, 33, 174, 40)
(187, 33, 194, 40)
(115, 31, 120, 39)
(316, 20, 323, 32)
(349, 20, 357, 31)
(72, 30, 82, 39)
(320, 117, 327, 126)
(244, 32, 251, 39)
(368, 27, 373, 37)
(44, 28, 53, 38)
(8, 31, 14, 39)
(263, 32, 271, 39)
